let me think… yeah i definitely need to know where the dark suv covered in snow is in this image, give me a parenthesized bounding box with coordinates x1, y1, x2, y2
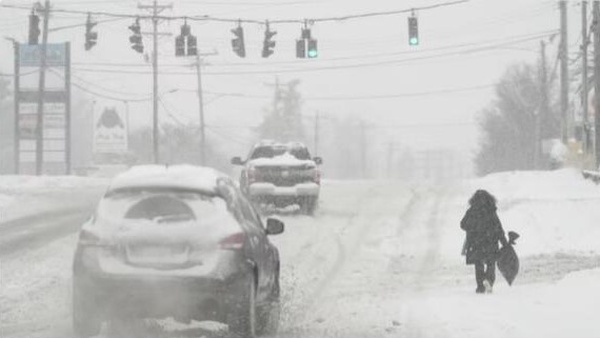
(232, 141, 323, 215)
(72, 165, 284, 338)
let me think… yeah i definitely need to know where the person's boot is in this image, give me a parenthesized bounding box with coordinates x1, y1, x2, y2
(475, 286, 485, 294)
(483, 280, 493, 294)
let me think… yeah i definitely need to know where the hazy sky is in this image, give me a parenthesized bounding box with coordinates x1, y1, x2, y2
(0, 0, 582, 160)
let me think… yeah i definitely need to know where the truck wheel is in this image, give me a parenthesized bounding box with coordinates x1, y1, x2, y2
(300, 197, 318, 216)
(229, 277, 257, 338)
(73, 280, 102, 338)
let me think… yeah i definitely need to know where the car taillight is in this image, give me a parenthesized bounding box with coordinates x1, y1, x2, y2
(79, 230, 101, 246)
(219, 232, 245, 250)
(79, 230, 113, 248)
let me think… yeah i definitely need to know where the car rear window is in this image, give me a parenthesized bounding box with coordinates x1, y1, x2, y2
(251, 145, 311, 160)
(97, 189, 229, 224)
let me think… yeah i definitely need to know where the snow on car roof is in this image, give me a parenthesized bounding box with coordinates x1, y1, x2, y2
(108, 165, 227, 193)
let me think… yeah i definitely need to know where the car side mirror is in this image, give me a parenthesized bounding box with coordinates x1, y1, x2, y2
(313, 157, 323, 165)
(231, 157, 244, 166)
(266, 218, 284, 235)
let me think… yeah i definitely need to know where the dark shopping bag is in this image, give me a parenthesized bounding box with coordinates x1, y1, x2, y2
(497, 231, 520, 286)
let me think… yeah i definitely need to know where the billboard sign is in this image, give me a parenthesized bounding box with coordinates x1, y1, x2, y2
(14, 42, 70, 175)
(93, 107, 128, 154)
(19, 44, 67, 67)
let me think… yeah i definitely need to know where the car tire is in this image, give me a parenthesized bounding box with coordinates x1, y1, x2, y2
(73, 279, 102, 338)
(229, 276, 257, 338)
(257, 276, 281, 336)
(300, 197, 318, 216)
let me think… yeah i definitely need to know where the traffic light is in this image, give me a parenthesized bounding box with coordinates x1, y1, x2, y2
(296, 27, 318, 59)
(296, 39, 305, 58)
(129, 18, 143, 53)
(307, 39, 318, 58)
(175, 35, 185, 56)
(28, 10, 40, 45)
(174, 21, 197, 57)
(187, 34, 197, 56)
(262, 26, 276, 58)
(231, 26, 245, 58)
(408, 16, 419, 46)
(84, 13, 98, 51)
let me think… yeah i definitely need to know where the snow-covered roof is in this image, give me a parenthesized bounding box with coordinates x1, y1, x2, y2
(249, 153, 316, 167)
(108, 165, 227, 193)
(254, 140, 307, 149)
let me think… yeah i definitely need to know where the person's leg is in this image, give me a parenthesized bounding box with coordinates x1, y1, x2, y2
(474, 262, 485, 293)
(485, 260, 496, 286)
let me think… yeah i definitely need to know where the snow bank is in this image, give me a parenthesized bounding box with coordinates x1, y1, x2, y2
(0, 175, 109, 222)
(0, 175, 108, 195)
(406, 267, 600, 338)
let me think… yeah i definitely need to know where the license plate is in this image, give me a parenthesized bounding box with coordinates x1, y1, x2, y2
(126, 245, 188, 265)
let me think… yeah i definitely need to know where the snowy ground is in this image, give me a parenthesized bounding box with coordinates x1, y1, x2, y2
(1, 169, 600, 338)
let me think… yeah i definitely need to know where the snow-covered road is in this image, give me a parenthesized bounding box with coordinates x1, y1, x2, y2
(1, 171, 600, 338)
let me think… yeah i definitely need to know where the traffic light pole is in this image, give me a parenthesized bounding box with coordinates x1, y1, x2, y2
(138, 1, 171, 164)
(35, 0, 50, 175)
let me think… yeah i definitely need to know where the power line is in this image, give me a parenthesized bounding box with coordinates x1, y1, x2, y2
(0, 0, 469, 25)
(178, 83, 494, 101)
(68, 32, 556, 76)
(69, 29, 557, 70)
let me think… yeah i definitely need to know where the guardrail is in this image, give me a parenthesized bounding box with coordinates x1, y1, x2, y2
(582, 170, 600, 183)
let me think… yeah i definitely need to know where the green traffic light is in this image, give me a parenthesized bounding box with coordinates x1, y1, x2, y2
(308, 49, 318, 58)
(409, 37, 419, 46)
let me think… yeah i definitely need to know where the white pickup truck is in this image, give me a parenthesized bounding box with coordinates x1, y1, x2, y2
(232, 141, 323, 215)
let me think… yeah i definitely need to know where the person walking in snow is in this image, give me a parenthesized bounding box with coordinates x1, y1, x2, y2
(460, 189, 508, 294)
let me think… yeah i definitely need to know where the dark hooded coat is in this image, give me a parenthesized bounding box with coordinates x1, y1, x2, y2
(460, 190, 507, 265)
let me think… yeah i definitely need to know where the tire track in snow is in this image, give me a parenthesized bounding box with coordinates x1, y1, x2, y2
(396, 187, 454, 338)
(279, 184, 417, 338)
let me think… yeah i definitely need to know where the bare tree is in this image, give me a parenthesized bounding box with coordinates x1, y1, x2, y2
(476, 63, 560, 175)
(258, 79, 306, 142)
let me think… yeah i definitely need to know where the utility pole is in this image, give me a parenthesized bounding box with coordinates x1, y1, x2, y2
(152, 1, 158, 164)
(314, 110, 320, 156)
(560, 0, 569, 144)
(583, 1, 590, 155)
(35, 0, 50, 175)
(194, 51, 216, 166)
(360, 121, 367, 179)
(387, 142, 394, 179)
(537, 40, 548, 170)
(196, 54, 205, 166)
(593, 1, 600, 168)
(138, 0, 171, 164)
